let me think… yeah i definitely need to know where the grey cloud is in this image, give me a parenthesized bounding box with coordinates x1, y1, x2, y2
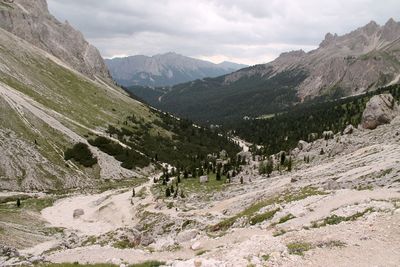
(48, 0, 400, 65)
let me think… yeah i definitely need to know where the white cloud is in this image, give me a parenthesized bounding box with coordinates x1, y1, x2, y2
(48, 0, 400, 65)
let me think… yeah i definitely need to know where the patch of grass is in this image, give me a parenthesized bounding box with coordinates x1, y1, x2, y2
(261, 254, 270, 261)
(312, 208, 374, 228)
(82, 236, 98, 246)
(277, 213, 295, 224)
(287, 242, 313, 256)
(281, 187, 328, 203)
(272, 229, 287, 236)
(249, 208, 280, 225)
(195, 249, 209, 256)
(112, 240, 132, 249)
(355, 184, 373, 191)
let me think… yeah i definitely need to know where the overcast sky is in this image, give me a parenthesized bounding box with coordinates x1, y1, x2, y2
(48, 0, 400, 65)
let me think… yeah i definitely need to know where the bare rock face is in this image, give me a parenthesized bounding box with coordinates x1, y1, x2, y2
(362, 94, 399, 129)
(0, 0, 110, 80)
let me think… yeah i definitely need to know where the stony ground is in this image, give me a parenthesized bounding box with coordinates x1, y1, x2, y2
(1, 118, 400, 266)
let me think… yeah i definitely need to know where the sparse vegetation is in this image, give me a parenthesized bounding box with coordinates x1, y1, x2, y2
(249, 208, 280, 225)
(311, 208, 374, 228)
(277, 213, 296, 224)
(287, 242, 313, 256)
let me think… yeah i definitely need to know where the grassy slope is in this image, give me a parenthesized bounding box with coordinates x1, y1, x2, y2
(0, 29, 167, 189)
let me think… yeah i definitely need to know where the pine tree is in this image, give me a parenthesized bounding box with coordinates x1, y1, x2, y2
(165, 187, 171, 197)
(16, 198, 21, 208)
(280, 152, 286, 165)
(258, 162, 266, 175)
(132, 188, 135, 197)
(266, 157, 273, 178)
(287, 157, 292, 172)
(240, 176, 244, 184)
(216, 169, 221, 181)
(171, 185, 174, 194)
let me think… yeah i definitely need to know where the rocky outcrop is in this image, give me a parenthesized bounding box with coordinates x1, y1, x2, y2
(224, 18, 400, 100)
(0, 0, 110, 80)
(362, 94, 399, 129)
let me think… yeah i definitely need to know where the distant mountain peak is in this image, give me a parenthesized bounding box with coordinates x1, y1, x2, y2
(106, 53, 247, 87)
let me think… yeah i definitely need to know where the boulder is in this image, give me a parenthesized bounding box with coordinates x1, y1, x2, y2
(297, 140, 309, 151)
(199, 175, 209, 183)
(362, 94, 399, 130)
(343, 124, 355, 135)
(73, 209, 84, 219)
(140, 234, 155, 246)
(191, 241, 203, 251)
(176, 230, 198, 243)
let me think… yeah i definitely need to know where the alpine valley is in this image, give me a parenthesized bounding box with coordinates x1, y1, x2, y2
(0, 1, 400, 267)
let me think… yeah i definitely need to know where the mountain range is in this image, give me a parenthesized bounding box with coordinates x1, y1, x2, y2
(105, 53, 247, 87)
(136, 19, 400, 124)
(0, 0, 236, 191)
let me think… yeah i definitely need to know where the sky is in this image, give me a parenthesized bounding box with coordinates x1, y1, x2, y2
(47, 0, 400, 65)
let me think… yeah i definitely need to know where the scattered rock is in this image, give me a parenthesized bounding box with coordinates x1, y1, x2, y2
(191, 241, 203, 251)
(362, 94, 399, 130)
(176, 230, 198, 243)
(73, 209, 85, 219)
(140, 233, 155, 246)
(0, 245, 19, 258)
(343, 124, 355, 135)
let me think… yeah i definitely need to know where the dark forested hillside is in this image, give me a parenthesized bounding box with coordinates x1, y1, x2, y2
(233, 84, 400, 156)
(152, 67, 308, 124)
(86, 109, 241, 174)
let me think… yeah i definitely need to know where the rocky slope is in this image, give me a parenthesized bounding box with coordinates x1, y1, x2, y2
(0, 0, 212, 192)
(2, 97, 399, 266)
(148, 19, 400, 123)
(0, 0, 110, 80)
(105, 52, 247, 87)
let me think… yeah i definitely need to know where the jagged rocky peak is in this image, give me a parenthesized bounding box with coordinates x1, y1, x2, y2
(0, 0, 111, 81)
(362, 20, 379, 35)
(319, 32, 338, 47)
(382, 17, 400, 41)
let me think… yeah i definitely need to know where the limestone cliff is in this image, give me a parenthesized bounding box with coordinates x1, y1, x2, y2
(0, 0, 111, 80)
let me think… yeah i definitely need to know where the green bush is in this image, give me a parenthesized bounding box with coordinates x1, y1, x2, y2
(64, 143, 97, 167)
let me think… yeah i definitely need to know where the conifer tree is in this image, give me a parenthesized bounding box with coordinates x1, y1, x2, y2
(166, 187, 171, 197)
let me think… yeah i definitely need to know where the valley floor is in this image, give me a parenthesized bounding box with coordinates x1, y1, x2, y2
(2, 119, 400, 267)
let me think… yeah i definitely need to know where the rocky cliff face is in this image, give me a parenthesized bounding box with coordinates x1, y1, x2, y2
(0, 0, 110, 80)
(225, 19, 400, 100)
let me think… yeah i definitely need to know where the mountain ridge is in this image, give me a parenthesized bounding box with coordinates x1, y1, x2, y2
(105, 52, 248, 87)
(144, 18, 400, 124)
